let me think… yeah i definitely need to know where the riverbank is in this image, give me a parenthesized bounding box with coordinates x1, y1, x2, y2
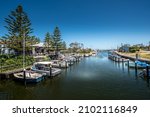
(115, 51, 150, 63)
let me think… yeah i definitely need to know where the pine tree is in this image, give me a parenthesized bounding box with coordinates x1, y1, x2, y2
(53, 26, 62, 56)
(3, 5, 32, 55)
(61, 41, 67, 50)
(44, 32, 53, 54)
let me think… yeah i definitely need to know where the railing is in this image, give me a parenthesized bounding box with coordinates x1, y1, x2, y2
(0, 63, 33, 73)
(0, 64, 21, 73)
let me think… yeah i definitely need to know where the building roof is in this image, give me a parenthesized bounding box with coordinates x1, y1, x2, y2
(31, 43, 44, 47)
(34, 61, 52, 65)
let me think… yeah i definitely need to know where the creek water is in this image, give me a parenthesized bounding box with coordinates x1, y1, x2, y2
(0, 52, 150, 100)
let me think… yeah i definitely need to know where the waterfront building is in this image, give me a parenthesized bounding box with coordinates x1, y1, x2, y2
(0, 41, 15, 54)
(119, 44, 130, 52)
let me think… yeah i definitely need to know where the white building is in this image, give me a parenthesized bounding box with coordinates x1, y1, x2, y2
(31, 42, 56, 56)
(31, 42, 46, 55)
(0, 42, 15, 54)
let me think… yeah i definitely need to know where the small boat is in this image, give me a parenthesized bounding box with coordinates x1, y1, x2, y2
(91, 51, 97, 56)
(13, 71, 45, 83)
(126, 61, 148, 69)
(63, 56, 76, 65)
(50, 60, 69, 68)
(84, 54, 90, 57)
(31, 61, 62, 76)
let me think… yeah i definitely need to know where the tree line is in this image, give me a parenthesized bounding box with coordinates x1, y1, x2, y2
(0, 5, 93, 56)
(0, 5, 66, 56)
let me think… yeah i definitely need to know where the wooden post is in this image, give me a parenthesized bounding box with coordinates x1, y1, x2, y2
(65, 60, 67, 68)
(118, 57, 119, 62)
(49, 65, 52, 77)
(70, 60, 71, 65)
(23, 69, 26, 86)
(136, 53, 138, 61)
(115, 57, 116, 61)
(122, 58, 124, 63)
(135, 62, 138, 76)
(127, 59, 129, 68)
(146, 65, 149, 78)
(59, 62, 61, 68)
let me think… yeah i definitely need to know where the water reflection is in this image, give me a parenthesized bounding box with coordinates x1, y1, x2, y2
(0, 52, 150, 99)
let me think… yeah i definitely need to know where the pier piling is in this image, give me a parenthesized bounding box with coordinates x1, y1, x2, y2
(122, 58, 124, 63)
(127, 59, 129, 68)
(65, 60, 67, 68)
(23, 69, 26, 86)
(146, 65, 149, 78)
(70, 60, 71, 66)
(118, 58, 120, 62)
(59, 63, 61, 68)
(135, 62, 138, 76)
(49, 65, 52, 77)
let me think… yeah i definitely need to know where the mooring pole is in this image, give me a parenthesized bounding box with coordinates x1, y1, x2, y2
(146, 64, 149, 78)
(65, 60, 67, 68)
(49, 64, 52, 77)
(70, 60, 71, 66)
(135, 62, 138, 76)
(122, 58, 124, 64)
(127, 59, 129, 67)
(23, 69, 26, 86)
(59, 62, 61, 68)
(115, 57, 116, 61)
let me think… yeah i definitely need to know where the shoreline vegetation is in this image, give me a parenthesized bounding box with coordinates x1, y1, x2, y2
(0, 5, 95, 75)
(0, 55, 34, 73)
(115, 51, 150, 63)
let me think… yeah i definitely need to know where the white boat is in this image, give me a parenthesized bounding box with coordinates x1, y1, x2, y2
(84, 54, 90, 57)
(31, 62, 62, 76)
(13, 71, 45, 83)
(126, 61, 148, 69)
(63, 56, 76, 65)
(50, 60, 69, 68)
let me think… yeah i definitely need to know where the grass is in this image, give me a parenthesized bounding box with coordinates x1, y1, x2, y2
(118, 51, 150, 60)
(140, 53, 150, 59)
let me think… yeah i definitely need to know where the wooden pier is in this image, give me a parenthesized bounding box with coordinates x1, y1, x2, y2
(0, 66, 31, 79)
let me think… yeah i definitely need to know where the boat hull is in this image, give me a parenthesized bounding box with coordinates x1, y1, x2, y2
(13, 72, 45, 83)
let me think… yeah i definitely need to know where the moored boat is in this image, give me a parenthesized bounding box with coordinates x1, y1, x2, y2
(108, 54, 128, 62)
(126, 60, 148, 69)
(31, 61, 62, 76)
(50, 60, 69, 68)
(13, 71, 45, 83)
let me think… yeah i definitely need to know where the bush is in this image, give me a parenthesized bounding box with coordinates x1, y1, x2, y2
(129, 47, 140, 53)
(0, 55, 35, 72)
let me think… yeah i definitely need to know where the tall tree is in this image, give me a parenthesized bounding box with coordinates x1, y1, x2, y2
(69, 42, 82, 53)
(53, 26, 62, 56)
(30, 36, 40, 45)
(61, 41, 67, 50)
(3, 5, 32, 54)
(44, 32, 53, 54)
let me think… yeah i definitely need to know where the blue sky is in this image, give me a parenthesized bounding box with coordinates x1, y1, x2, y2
(0, 0, 150, 49)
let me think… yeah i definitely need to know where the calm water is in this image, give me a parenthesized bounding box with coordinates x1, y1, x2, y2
(0, 52, 150, 100)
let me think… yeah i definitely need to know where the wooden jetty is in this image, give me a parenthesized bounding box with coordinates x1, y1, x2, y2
(0, 66, 31, 79)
